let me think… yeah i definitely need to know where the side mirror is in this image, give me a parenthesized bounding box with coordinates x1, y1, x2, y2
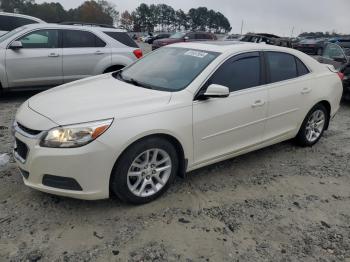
(9, 41, 23, 50)
(203, 84, 230, 98)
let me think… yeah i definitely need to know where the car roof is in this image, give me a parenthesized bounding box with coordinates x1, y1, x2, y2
(21, 23, 126, 32)
(0, 12, 45, 23)
(169, 41, 294, 54)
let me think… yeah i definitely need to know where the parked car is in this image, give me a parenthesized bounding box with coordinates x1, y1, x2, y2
(152, 31, 217, 50)
(0, 12, 45, 36)
(317, 40, 350, 99)
(223, 34, 241, 41)
(294, 38, 326, 55)
(13, 42, 342, 203)
(0, 23, 142, 95)
(240, 33, 292, 47)
(146, 33, 171, 44)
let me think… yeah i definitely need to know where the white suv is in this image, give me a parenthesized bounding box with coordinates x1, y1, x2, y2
(0, 23, 142, 94)
(0, 12, 45, 36)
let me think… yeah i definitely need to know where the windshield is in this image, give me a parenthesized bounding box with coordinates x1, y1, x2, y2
(115, 47, 220, 92)
(0, 26, 27, 43)
(170, 32, 186, 39)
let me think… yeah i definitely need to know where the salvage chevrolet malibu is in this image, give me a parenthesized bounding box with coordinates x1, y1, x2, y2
(13, 42, 343, 204)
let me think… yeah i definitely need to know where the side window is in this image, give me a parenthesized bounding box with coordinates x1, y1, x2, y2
(266, 52, 297, 83)
(18, 29, 59, 48)
(295, 58, 310, 76)
(0, 16, 15, 31)
(208, 52, 261, 92)
(103, 31, 137, 48)
(186, 33, 195, 40)
(63, 30, 106, 48)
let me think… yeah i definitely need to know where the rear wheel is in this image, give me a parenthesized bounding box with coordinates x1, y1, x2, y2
(110, 137, 178, 204)
(295, 104, 328, 146)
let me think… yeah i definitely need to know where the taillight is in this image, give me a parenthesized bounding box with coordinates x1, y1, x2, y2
(337, 72, 344, 81)
(133, 49, 143, 59)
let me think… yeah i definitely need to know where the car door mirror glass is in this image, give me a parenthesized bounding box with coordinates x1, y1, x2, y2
(203, 84, 230, 98)
(9, 41, 23, 49)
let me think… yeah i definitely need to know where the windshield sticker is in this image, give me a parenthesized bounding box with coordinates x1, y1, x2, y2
(184, 50, 208, 58)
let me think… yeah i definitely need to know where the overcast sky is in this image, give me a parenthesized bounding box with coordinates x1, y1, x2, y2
(36, 0, 350, 36)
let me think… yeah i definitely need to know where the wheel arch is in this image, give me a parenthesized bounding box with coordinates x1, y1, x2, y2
(103, 64, 125, 74)
(317, 100, 331, 129)
(110, 132, 187, 190)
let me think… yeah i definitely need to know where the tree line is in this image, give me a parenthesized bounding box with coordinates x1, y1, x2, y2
(121, 4, 231, 33)
(0, 0, 118, 25)
(0, 0, 232, 33)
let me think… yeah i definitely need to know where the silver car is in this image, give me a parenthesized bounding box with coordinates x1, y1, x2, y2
(0, 23, 142, 95)
(0, 12, 45, 36)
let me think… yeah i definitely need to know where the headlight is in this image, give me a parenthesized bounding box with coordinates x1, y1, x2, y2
(40, 119, 113, 148)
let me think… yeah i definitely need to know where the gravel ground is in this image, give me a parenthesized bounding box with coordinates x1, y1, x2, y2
(0, 44, 350, 261)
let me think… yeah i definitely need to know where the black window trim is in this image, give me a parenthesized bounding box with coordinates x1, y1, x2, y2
(194, 51, 267, 100)
(62, 29, 106, 48)
(263, 51, 311, 85)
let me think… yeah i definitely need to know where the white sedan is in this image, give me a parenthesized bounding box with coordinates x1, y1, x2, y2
(13, 42, 343, 204)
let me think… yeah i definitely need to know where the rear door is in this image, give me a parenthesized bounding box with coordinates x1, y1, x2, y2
(263, 51, 311, 141)
(62, 29, 110, 83)
(6, 29, 62, 87)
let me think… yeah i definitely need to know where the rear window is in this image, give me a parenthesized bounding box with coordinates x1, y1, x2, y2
(104, 31, 138, 48)
(0, 15, 38, 31)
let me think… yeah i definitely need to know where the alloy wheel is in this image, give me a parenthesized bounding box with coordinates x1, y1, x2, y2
(305, 109, 325, 143)
(127, 149, 172, 197)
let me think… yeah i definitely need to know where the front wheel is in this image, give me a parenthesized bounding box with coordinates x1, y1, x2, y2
(110, 137, 178, 204)
(295, 104, 329, 147)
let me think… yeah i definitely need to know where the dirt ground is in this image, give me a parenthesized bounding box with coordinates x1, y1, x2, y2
(1, 45, 350, 261)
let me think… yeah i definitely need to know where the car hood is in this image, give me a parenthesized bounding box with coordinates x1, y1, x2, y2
(28, 74, 172, 126)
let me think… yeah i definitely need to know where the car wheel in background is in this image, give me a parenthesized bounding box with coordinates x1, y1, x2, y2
(295, 104, 329, 147)
(110, 137, 179, 204)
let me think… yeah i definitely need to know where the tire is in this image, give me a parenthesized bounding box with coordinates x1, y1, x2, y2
(110, 137, 179, 204)
(295, 104, 329, 147)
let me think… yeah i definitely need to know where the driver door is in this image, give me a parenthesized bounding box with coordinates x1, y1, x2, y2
(193, 52, 268, 165)
(6, 29, 63, 87)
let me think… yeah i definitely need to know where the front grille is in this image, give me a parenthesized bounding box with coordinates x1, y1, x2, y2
(15, 138, 28, 160)
(17, 122, 42, 136)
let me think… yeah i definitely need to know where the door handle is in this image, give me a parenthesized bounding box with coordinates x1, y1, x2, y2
(301, 87, 312, 94)
(251, 100, 265, 108)
(48, 53, 59, 57)
(95, 51, 104, 55)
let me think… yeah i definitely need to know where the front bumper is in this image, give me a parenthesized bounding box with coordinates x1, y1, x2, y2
(13, 122, 113, 200)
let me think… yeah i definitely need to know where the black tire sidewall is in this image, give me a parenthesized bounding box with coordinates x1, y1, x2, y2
(296, 104, 329, 147)
(111, 137, 178, 204)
